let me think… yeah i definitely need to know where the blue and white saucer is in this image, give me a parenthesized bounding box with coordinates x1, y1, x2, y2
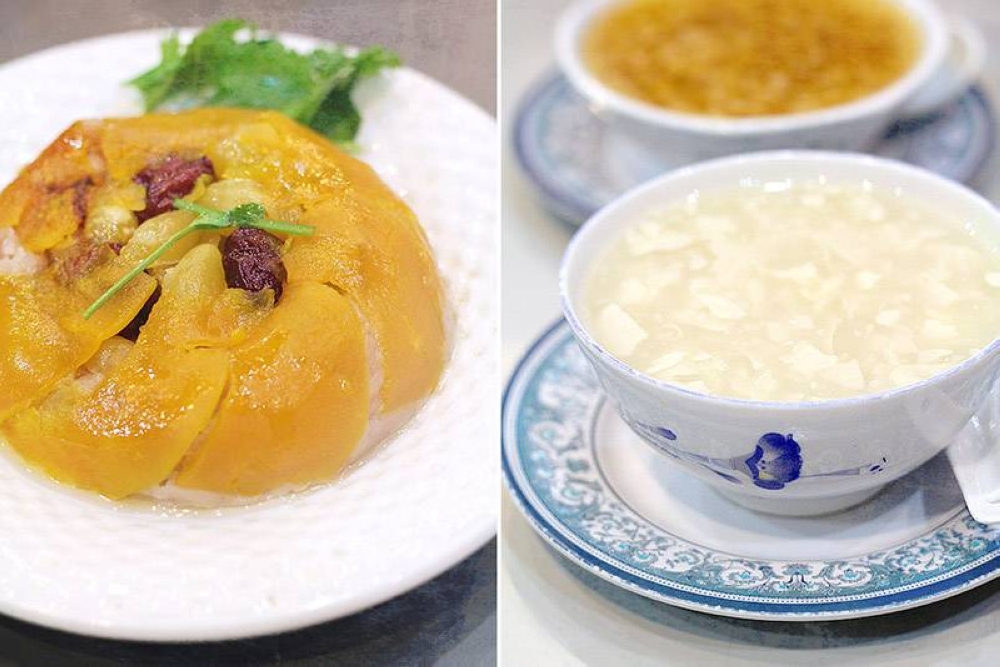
(514, 75, 997, 225)
(503, 320, 1000, 621)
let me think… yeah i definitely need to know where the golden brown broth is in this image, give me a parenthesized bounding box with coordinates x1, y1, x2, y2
(582, 0, 921, 117)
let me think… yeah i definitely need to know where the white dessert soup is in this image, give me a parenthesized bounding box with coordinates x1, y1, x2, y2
(583, 178, 1000, 401)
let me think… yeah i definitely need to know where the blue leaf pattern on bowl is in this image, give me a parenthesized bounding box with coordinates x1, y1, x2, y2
(746, 433, 802, 489)
(630, 420, 887, 490)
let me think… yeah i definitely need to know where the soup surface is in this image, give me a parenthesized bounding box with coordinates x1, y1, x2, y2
(582, 0, 921, 117)
(583, 180, 1000, 401)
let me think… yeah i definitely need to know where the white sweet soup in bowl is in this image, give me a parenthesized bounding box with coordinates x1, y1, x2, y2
(560, 151, 1000, 516)
(583, 178, 1000, 401)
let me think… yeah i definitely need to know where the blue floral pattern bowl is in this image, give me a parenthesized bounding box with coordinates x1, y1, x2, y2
(503, 320, 1000, 620)
(559, 151, 1000, 516)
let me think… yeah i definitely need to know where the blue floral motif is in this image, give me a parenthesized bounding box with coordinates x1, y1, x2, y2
(630, 419, 888, 491)
(745, 433, 803, 490)
(782, 563, 812, 589)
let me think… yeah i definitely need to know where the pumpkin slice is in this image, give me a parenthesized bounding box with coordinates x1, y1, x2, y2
(285, 197, 446, 413)
(0, 257, 156, 422)
(0, 121, 104, 250)
(1, 344, 228, 499)
(174, 282, 370, 495)
(0, 245, 229, 498)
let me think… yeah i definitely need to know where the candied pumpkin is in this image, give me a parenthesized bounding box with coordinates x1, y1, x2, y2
(0, 109, 446, 499)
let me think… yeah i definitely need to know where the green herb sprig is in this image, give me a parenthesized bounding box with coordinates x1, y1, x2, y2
(83, 199, 314, 319)
(128, 19, 401, 145)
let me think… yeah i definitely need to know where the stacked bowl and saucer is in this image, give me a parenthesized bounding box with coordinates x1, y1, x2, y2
(504, 0, 1000, 620)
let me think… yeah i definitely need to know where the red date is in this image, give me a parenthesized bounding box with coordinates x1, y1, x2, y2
(134, 155, 214, 222)
(221, 228, 287, 303)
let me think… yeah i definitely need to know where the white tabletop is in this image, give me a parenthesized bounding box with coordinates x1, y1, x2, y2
(500, 1, 1000, 664)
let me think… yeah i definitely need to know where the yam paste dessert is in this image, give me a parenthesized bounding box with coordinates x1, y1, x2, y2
(583, 179, 1000, 401)
(0, 108, 446, 499)
(582, 0, 921, 117)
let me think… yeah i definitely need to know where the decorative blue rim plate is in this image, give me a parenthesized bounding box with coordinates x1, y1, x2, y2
(503, 320, 1000, 621)
(514, 75, 997, 226)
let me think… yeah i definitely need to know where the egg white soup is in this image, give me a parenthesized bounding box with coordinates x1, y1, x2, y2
(582, 179, 1000, 401)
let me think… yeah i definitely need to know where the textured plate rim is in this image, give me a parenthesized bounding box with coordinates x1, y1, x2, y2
(502, 319, 1000, 621)
(0, 29, 497, 642)
(514, 73, 997, 226)
(0, 520, 498, 642)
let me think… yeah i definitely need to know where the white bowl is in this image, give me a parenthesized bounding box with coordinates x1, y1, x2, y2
(556, 0, 985, 165)
(560, 151, 1000, 516)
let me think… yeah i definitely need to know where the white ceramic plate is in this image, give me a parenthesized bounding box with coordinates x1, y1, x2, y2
(0, 30, 497, 641)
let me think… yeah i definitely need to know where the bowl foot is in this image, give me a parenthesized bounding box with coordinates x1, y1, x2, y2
(712, 485, 885, 517)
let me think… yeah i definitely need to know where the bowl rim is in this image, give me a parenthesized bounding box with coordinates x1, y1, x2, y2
(559, 149, 1000, 412)
(555, 0, 948, 136)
